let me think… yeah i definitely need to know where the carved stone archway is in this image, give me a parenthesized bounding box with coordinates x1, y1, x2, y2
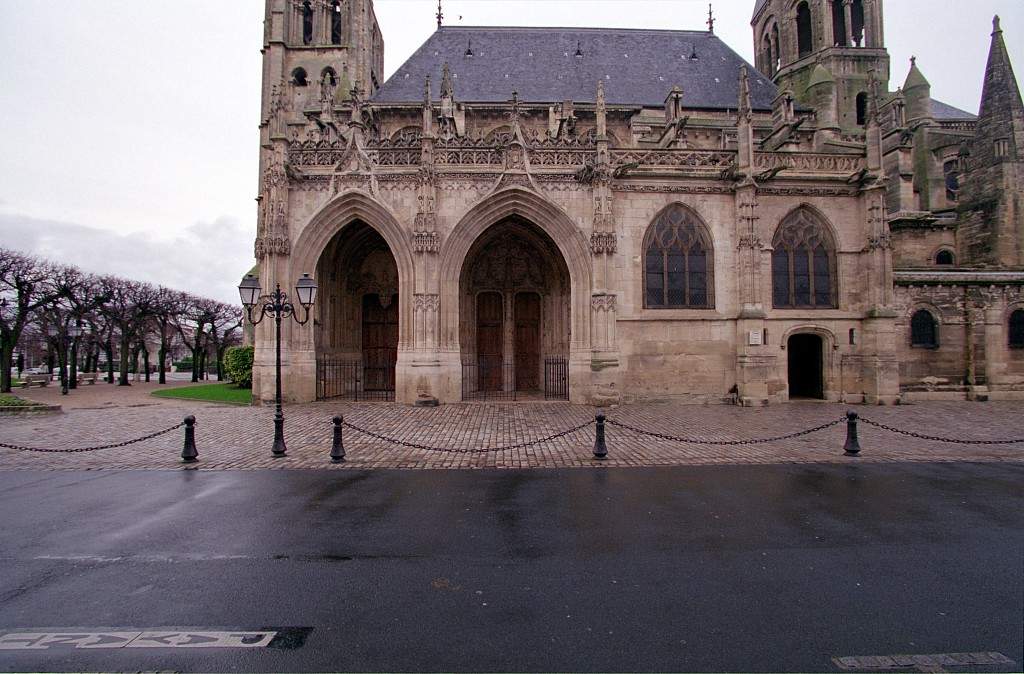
(458, 218, 571, 396)
(439, 187, 593, 352)
(261, 190, 416, 403)
(438, 187, 594, 402)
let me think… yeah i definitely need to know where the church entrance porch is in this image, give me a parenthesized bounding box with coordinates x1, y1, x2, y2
(314, 222, 399, 401)
(787, 333, 825, 400)
(459, 218, 570, 401)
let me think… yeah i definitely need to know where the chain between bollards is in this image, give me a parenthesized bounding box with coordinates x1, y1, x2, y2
(181, 415, 198, 463)
(330, 415, 346, 463)
(593, 409, 608, 460)
(843, 410, 861, 456)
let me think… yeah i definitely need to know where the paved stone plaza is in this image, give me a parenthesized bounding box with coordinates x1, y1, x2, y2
(1, 383, 1023, 469)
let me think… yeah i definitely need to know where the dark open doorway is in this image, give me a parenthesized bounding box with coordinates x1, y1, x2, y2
(787, 333, 824, 399)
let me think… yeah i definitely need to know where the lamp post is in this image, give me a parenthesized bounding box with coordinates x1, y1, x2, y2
(69, 321, 82, 390)
(238, 273, 318, 457)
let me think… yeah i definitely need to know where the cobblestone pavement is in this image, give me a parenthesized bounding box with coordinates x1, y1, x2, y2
(2, 383, 1023, 469)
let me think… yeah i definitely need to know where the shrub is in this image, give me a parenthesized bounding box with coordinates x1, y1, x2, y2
(223, 345, 254, 388)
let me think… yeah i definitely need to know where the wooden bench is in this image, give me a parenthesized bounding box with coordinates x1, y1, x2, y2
(76, 372, 99, 385)
(21, 374, 50, 388)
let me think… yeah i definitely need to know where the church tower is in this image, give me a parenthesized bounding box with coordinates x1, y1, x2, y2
(751, 0, 889, 132)
(253, 0, 384, 265)
(260, 0, 383, 131)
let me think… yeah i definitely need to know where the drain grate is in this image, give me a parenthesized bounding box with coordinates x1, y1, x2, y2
(833, 652, 1014, 672)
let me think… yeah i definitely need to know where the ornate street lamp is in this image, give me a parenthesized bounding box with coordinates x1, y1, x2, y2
(238, 273, 318, 457)
(68, 321, 82, 390)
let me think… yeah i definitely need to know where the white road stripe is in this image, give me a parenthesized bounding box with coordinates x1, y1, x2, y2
(0, 630, 277, 650)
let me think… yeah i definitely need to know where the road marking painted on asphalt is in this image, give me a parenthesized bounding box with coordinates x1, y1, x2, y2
(833, 652, 1015, 672)
(0, 631, 277, 650)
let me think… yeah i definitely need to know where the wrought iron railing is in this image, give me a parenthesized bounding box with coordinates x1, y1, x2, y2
(461, 360, 517, 401)
(317, 359, 395, 402)
(544, 356, 569, 401)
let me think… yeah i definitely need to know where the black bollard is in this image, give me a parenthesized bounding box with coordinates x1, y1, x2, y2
(593, 410, 608, 460)
(330, 415, 346, 463)
(843, 410, 861, 456)
(181, 415, 198, 463)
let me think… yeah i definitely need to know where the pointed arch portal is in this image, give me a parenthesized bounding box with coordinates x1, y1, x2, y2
(440, 187, 591, 401)
(458, 218, 571, 398)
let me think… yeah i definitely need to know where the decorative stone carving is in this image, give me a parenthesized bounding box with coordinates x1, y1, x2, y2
(753, 152, 863, 173)
(590, 231, 617, 255)
(254, 235, 291, 259)
(347, 247, 398, 307)
(613, 184, 732, 194)
(412, 230, 439, 253)
(737, 235, 764, 250)
(591, 294, 617, 311)
(469, 233, 547, 290)
(413, 294, 440, 312)
(611, 149, 735, 169)
(866, 233, 893, 251)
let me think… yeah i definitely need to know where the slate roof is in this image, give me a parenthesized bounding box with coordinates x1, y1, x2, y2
(374, 26, 779, 110)
(932, 99, 977, 120)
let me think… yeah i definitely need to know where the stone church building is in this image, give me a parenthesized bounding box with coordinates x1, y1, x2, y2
(251, 0, 1024, 406)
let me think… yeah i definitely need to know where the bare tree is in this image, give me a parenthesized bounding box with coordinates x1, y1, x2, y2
(208, 302, 244, 381)
(151, 287, 184, 385)
(0, 249, 63, 393)
(98, 276, 158, 386)
(173, 295, 216, 383)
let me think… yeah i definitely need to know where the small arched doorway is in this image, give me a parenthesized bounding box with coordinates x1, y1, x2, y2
(787, 333, 825, 399)
(314, 221, 399, 400)
(459, 217, 570, 400)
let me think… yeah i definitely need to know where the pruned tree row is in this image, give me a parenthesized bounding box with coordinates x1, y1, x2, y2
(0, 247, 243, 393)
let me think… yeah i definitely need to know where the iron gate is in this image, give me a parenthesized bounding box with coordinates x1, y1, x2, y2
(317, 358, 395, 401)
(544, 356, 569, 400)
(461, 360, 517, 401)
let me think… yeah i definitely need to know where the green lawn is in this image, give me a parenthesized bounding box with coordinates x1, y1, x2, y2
(151, 383, 252, 405)
(0, 393, 42, 407)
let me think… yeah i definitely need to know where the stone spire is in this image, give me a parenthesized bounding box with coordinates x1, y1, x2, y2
(736, 66, 753, 172)
(975, 15, 1024, 161)
(737, 65, 752, 121)
(596, 80, 607, 138)
(902, 56, 933, 124)
(422, 76, 433, 135)
(956, 16, 1024, 267)
(440, 62, 454, 99)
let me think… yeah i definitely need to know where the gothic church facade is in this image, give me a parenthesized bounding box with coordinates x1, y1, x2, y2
(252, 0, 1024, 406)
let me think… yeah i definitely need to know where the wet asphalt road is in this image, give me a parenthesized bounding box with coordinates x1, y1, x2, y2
(0, 463, 1021, 673)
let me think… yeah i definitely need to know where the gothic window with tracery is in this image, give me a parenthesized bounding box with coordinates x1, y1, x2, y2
(331, 0, 343, 44)
(911, 309, 938, 348)
(1009, 309, 1024, 348)
(302, 0, 314, 45)
(643, 205, 714, 309)
(831, 0, 847, 46)
(796, 2, 813, 58)
(856, 92, 869, 125)
(771, 208, 837, 308)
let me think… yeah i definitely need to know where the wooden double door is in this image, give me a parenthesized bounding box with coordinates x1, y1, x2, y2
(362, 293, 398, 391)
(476, 291, 542, 391)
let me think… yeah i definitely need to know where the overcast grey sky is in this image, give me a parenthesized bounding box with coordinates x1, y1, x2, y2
(0, 0, 1021, 303)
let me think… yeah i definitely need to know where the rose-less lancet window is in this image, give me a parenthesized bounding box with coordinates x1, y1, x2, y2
(238, 273, 318, 457)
